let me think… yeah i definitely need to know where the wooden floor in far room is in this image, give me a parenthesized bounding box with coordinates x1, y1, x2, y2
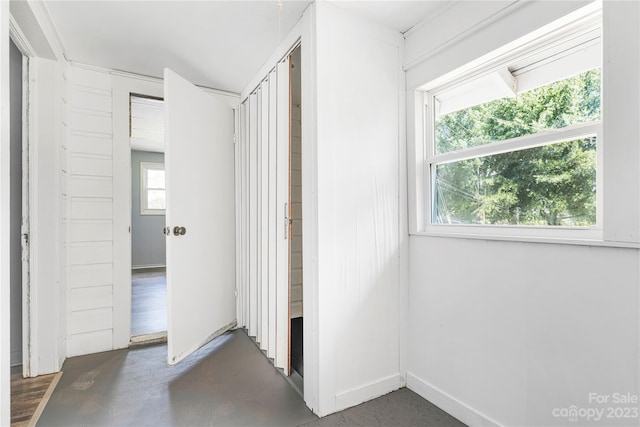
(131, 267, 167, 336)
(11, 366, 60, 427)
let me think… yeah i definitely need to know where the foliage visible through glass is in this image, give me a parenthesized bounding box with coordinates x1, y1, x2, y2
(435, 69, 601, 154)
(434, 137, 596, 226)
(431, 69, 601, 227)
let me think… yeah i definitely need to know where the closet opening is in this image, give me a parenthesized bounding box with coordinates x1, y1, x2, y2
(129, 94, 167, 342)
(288, 46, 303, 388)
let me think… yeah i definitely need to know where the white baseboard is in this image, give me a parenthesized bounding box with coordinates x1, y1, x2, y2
(406, 372, 501, 427)
(11, 350, 22, 367)
(335, 373, 403, 412)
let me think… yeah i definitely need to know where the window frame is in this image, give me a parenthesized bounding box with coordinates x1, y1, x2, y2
(416, 6, 604, 242)
(140, 161, 166, 215)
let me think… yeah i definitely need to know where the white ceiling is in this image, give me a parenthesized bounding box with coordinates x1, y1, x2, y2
(333, 1, 449, 34)
(43, 1, 447, 94)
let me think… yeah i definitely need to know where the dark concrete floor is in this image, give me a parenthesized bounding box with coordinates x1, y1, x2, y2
(131, 268, 167, 337)
(300, 388, 466, 427)
(38, 329, 317, 427)
(38, 328, 466, 427)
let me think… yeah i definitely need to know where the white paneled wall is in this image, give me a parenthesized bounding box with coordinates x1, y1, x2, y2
(66, 66, 114, 356)
(57, 65, 68, 369)
(290, 103, 302, 318)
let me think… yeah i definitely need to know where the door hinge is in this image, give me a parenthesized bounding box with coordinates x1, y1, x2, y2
(22, 233, 29, 245)
(233, 133, 237, 144)
(234, 289, 238, 298)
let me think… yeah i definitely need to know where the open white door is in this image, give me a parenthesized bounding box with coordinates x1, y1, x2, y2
(164, 69, 236, 366)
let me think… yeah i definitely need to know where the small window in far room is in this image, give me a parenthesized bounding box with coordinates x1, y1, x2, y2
(140, 162, 166, 215)
(420, 3, 602, 235)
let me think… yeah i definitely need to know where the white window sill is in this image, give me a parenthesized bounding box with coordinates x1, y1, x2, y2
(414, 225, 640, 249)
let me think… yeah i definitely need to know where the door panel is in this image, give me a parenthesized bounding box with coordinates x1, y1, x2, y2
(267, 70, 278, 359)
(275, 59, 291, 373)
(260, 82, 269, 350)
(164, 69, 236, 365)
(248, 93, 258, 337)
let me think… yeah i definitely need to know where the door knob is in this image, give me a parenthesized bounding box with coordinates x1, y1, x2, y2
(173, 226, 186, 236)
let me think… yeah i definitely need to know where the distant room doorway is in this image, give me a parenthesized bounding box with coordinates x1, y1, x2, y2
(130, 95, 167, 339)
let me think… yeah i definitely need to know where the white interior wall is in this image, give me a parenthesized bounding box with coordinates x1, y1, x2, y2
(405, 1, 640, 426)
(408, 238, 639, 426)
(313, 2, 405, 415)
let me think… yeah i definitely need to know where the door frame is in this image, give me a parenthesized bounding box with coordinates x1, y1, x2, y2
(129, 93, 167, 342)
(9, 16, 34, 378)
(112, 75, 164, 350)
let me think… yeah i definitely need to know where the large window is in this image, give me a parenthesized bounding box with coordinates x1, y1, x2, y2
(140, 162, 166, 215)
(421, 6, 601, 237)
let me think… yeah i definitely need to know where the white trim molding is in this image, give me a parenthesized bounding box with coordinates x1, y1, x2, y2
(335, 374, 404, 413)
(407, 372, 501, 427)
